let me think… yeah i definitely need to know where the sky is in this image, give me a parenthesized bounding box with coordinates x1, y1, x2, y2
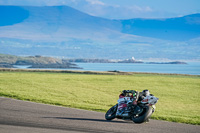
(0, 0, 200, 19)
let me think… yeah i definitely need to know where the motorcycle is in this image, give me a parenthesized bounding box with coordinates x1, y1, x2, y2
(105, 90, 159, 123)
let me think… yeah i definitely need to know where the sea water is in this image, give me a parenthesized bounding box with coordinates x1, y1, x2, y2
(74, 62, 200, 75)
(13, 62, 200, 75)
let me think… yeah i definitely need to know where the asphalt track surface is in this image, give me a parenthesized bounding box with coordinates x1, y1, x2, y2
(0, 97, 199, 133)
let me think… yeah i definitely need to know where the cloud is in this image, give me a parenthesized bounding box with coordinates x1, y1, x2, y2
(127, 5, 153, 13)
(0, 0, 174, 19)
(78, 2, 155, 19)
(85, 0, 105, 5)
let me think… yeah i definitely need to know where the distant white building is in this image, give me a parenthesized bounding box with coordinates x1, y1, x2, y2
(132, 57, 135, 61)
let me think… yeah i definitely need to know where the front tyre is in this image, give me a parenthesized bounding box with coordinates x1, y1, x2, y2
(132, 106, 153, 123)
(105, 104, 117, 120)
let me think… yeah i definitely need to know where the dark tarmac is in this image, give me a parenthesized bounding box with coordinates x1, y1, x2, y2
(0, 97, 199, 133)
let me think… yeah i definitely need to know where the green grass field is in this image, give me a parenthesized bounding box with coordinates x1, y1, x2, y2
(0, 70, 199, 125)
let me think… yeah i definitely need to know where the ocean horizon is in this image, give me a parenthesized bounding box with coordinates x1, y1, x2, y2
(74, 62, 200, 75)
(13, 62, 200, 75)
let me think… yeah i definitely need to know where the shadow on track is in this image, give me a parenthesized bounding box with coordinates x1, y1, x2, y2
(43, 117, 133, 124)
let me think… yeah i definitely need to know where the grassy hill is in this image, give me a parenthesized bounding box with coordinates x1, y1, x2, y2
(0, 53, 19, 64)
(0, 70, 199, 125)
(0, 54, 80, 69)
(0, 54, 61, 64)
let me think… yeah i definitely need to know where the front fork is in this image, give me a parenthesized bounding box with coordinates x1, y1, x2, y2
(151, 105, 156, 113)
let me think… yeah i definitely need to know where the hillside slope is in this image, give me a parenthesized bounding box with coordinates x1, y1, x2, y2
(120, 14, 200, 41)
(0, 54, 79, 69)
(0, 6, 199, 59)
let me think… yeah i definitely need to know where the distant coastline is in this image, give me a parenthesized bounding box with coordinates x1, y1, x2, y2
(66, 57, 187, 65)
(65, 57, 143, 63)
(0, 54, 187, 69)
(145, 61, 187, 64)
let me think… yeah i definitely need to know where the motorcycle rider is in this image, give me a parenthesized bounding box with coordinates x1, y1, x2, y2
(119, 89, 152, 104)
(116, 90, 139, 116)
(116, 89, 152, 116)
(120, 90, 139, 104)
(105, 89, 158, 123)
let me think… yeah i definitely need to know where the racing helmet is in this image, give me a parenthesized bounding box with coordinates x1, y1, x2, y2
(142, 89, 150, 96)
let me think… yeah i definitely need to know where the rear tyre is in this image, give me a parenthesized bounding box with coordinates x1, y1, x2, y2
(105, 104, 117, 120)
(132, 106, 152, 123)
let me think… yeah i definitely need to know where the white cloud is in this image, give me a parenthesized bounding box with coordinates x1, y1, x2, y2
(85, 0, 105, 5)
(0, 0, 175, 19)
(126, 5, 153, 13)
(80, 2, 155, 19)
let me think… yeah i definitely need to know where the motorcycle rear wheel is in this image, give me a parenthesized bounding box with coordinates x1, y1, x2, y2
(132, 106, 152, 123)
(105, 104, 117, 120)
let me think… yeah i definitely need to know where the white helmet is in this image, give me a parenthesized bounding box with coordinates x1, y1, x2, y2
(142, 90, 150, 96)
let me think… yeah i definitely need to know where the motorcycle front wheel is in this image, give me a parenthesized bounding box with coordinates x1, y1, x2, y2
(132, 106, 153, 123)
(105, 104, 117, 120)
